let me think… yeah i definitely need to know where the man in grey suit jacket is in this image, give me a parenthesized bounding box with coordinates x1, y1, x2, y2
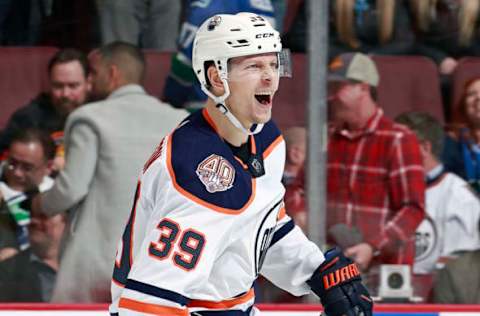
(31, 42, 188, 302)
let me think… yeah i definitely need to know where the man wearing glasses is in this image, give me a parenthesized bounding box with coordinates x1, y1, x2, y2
(0, 129, 55, 260)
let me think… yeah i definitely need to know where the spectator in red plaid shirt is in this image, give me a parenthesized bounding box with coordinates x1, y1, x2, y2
(327, 52, 425, 272)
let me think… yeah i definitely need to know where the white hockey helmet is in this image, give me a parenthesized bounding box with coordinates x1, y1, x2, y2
(193, 12, 285, 87)
(192, 12, 290, 134)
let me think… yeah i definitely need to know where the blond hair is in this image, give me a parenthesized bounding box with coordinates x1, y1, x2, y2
(459, 0, 480, 46)
(409, 0, 436, 32)
(335, 0, 395, 49)
(410, 0, 480, 46)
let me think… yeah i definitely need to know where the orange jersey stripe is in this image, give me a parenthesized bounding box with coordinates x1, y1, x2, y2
(263, 135, 283, 159)
(202, 108, 219, 133)
(188, 288, 254, 309)
(119, 297, 188, 316)
(250, 135, 257, 154)
(234, 156, 248, 169)
(277, 206, 287, 220)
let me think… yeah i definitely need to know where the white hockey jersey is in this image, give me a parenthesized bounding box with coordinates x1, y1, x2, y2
(414, 168, 480, 274)
(110, 109, 324, 315)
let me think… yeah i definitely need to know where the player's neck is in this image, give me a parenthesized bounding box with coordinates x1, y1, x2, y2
(206, 102, 249, 146)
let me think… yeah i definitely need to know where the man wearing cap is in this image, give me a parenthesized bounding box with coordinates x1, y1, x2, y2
(326, 53, 425, 273)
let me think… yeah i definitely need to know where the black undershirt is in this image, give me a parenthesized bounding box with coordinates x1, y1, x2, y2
(227, 140, 250, 165)
(227, 138, 266, 178)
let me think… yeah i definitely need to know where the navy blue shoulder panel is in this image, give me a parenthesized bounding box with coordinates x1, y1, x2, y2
(170, 111, 253, 210)
(253, 120, 282, 156)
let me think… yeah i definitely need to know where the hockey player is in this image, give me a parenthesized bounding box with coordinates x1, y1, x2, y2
(110, 12, 373, 316)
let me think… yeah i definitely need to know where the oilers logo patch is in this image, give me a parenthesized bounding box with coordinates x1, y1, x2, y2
(196, 154, 235, 193)
(415, 216, 437, 261)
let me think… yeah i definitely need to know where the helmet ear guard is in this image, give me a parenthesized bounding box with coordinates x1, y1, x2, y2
(192, 12, 291, 135)
(278, 48, 292, 78)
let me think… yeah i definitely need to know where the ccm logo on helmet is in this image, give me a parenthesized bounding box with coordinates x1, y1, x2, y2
(255, 33, 274, 39)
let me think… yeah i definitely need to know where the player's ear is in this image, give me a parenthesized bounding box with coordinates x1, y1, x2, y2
(207, 65, 224, 91)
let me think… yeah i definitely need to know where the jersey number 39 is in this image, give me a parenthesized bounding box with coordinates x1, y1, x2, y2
(149, 218, 206, 271)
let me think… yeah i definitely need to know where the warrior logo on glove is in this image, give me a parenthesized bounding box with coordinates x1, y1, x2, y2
(322, 259, 361, 290)
(308, 247, 373, 316)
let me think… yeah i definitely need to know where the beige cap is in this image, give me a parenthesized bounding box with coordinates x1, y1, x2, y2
(328, 52, 379, 87)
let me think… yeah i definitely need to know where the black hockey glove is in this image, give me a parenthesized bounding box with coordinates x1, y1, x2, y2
(307, 247, 373, 316)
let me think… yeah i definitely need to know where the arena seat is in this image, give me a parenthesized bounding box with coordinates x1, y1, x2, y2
(0, 46, 59, 128)
(142, 50, 172, 101)
(372, 55, 444, 124)
(0, 48, 172, 130)
(271, 54, 445, 132)
(450, 57, 480, 122)
(273, 53, 307, 130)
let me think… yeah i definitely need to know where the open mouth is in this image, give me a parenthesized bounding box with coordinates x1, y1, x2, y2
(255, 92, 272, 105)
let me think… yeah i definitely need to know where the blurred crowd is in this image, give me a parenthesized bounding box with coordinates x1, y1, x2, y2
(0, 0, 480, 306)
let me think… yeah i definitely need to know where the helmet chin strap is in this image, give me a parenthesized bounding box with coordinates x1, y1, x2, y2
(200, 78, 264, 135)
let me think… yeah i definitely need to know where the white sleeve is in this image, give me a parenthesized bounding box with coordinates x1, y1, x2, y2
(260, 215, 325, 296)
(443, 186, 480, 255)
